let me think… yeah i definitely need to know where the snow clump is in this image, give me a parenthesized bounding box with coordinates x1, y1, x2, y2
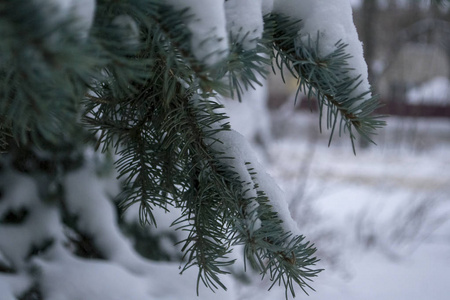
(166, 0, 229, 66)
(273, 0, 371, 100)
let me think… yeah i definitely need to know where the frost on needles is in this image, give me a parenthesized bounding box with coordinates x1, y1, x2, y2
(0, 0, 384, 299)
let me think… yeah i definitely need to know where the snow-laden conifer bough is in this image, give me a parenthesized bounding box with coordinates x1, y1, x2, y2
(0, 0, 384, 299)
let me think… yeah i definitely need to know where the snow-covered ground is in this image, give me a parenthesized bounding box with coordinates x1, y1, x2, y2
(236, 109, 450, 300)
(2, 103, 448, 300)
(407, 77, 450, 105)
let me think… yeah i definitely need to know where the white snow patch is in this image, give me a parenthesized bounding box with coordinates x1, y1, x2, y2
(0, 273, 32, 300)
(166, 0, 229, 66)
(34, 245, 150, 300)
(218, 75, 271, 147)
(33, 243, 238, 300)
(273, 0, 371, 101)
(70, 0, 96, 37)
(225, 0, 264, 50)
(0, 169, 39, 216)
(63, 165, 154, 275)
(35, 0, 95, 39)
(0, 278, 16, 300)
(349, 0, 362, 8)
(210, 128, 300, 236)
(262, 0, 274, 15)
(407, 77, 450, 105)
(0, 171, 65, 270)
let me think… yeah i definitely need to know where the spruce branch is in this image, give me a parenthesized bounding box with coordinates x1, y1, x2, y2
(239, 166, 321, 297)
(264, 13, 385, 152)
(0, 1, 98, 149)
(84, 4, 323, 298)
(212, 34, 271, 101)
(170, 98, 320, 297)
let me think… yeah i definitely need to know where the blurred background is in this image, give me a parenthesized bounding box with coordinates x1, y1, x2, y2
(227, 1, 450, 299)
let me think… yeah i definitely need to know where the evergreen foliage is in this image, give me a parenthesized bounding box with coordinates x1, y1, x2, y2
(0, 1, 384, 298)
(264, 13, 384, 152)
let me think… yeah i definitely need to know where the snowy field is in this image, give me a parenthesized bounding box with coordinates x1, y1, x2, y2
(236, 109, 450, 300)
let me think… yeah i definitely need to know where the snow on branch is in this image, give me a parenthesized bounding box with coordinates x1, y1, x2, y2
(165, 0, 229, 66)
(273, 0, 370, 99)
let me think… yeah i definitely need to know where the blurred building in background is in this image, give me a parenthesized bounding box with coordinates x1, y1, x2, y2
(355, 0, 450, 117)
